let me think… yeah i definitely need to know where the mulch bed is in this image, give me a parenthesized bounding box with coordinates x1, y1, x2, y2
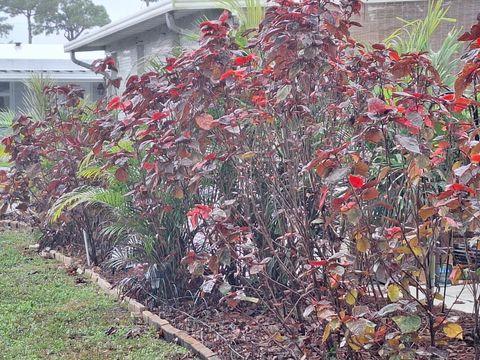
(54, 244, 480, 359)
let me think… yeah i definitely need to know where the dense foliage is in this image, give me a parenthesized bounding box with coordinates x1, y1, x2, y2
(4, 1, 480, 358)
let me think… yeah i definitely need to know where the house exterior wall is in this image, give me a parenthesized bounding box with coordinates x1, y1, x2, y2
(105, 10, 221, 88)
(352, 0, 479, 49)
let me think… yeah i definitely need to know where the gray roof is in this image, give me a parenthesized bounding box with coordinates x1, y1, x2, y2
(0, 44, 102, 82)
(65, 0, 225, 52)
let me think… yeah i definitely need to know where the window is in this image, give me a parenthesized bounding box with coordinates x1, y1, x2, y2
(0, 82, 11, 110)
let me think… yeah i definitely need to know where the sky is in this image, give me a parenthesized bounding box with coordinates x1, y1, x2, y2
(1, 0, 144, 44)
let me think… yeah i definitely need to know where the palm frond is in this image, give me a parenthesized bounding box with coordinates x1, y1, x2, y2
(21, 74, 52, 121)
(106, 246, 136, 270)
(384, 0, 455, 54)
(101, 223, 131, 241)
(49, 186, 127, 223)
(0, 109, 14, 128)
(384, 0, 459, 86)
(216, 0, 265, 31)
(429, 27, 462, 87)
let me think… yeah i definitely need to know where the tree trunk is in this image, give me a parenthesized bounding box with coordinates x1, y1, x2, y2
(27, 13, 33, 44)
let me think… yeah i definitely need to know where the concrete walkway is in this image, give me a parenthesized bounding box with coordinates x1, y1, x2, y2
(409, 284, 477, 313)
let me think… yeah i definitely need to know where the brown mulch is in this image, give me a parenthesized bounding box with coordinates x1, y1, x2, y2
(53, 245, 480, 359)
(157, 303, 301, 360)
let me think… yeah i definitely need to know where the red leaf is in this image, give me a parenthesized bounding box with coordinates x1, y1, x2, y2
(447, 183, 476, 195)
(92, 141, 103, 156)
(195, 113, 216, 131)
(367, 98, 393, 114)
(1, 136, 12, 147)
(115, 167, 129, 182)
(121, 100, 132, 111)
(187, 204, 213, 229)
(349, 175, 365, 189)
(318, 186, 329, 210)
(309, 260, 328, 267)
(424, 115, 433, 128)
(471, 154, 480, 162)
(143, 162, 155, 171)
(220, 69, 246, 81)
(453, 97, 472, 112)
(219, 9, 229, 23)
(455, 63, 480, 98)
(389, 50, 400, 61)
(234, 54, 256, 66)
(107, 96, 121, 111)
(385, 227, 402, 239)
(372, 44, 386, 50)
(152, 111, 168, 121)
(458, 23, 480, 42)
(394, 117, 420, 135)
(440, 93, 455, 102)
(220, 69, 235, 81)
(251, 93, 267, 107)
(204, 153, 217, 161)
(165, 57, 176, 72)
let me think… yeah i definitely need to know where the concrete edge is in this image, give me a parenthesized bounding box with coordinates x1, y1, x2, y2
(39, 248, 219, 360)
(0, 220, 32, 231)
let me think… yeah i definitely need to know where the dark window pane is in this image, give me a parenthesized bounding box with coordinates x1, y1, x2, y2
(0, 96, 9, 109)
(0, 83, 9, 93)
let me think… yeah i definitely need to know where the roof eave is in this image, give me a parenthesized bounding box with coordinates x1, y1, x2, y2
(65, 1, 174, 53)
(64, 0, 230, 53)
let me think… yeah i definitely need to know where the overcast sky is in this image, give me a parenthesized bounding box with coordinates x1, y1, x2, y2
(1, 0, 144, 44)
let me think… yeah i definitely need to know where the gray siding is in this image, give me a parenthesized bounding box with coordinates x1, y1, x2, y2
(106, 10, 221, 87)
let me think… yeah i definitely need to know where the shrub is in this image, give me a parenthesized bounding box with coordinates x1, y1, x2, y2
(4, 1, 480, 358)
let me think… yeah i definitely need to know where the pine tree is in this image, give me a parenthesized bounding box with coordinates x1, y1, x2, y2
(0, 0, 54, 43)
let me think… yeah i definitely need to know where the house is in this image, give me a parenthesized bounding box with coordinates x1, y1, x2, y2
(65, 0, 222, 86)
(0, 44, 103, 112)
(65, 0, 478, 83)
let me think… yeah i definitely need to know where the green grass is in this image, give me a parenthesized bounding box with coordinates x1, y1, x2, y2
(0, 231, 188, 360)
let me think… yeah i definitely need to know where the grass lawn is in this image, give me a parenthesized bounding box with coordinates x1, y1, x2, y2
(0, 230, 188, 360)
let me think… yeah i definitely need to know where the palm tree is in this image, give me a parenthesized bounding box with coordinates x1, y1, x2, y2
(384, 0, 460, 87)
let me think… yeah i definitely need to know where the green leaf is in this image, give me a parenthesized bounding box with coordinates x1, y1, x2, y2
(377, 303, 402, 317)
(395, 134, 421, 154)
(393, 315, 422, 334)
(346, 318, 376, 336)
(275, 85, 292, 103)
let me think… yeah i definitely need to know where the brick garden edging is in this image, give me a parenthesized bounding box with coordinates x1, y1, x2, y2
(0, 220, 32, 231)
(38, 249, 219, 360)
(0, 222, 219, 359)
(32, 246, 219, 360)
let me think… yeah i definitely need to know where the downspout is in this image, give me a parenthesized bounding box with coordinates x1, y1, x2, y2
(70, 50, 93, 71)
(165, 12, 191, 36)
(70, 50, 117, 85)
